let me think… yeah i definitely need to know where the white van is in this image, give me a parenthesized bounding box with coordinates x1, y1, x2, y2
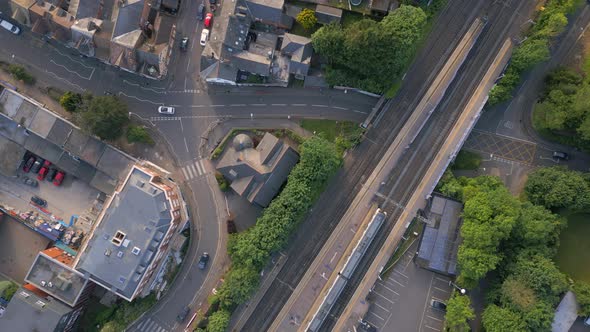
(200, 29, 210, 46)
(0, 19, 21, 35)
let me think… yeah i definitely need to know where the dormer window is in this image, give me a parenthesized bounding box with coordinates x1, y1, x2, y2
(112, 230, 126, 246)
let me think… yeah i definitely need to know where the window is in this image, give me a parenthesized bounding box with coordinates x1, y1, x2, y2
(132, 247, 141, 256)
(112, 230, 126, 246)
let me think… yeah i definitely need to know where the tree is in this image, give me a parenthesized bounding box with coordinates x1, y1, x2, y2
(522, 301, 555, 332)
(500, 277, 538, 312)
(444, 292, 474, 332)
(457, 247, 502, 288)
(207, 309, 231, 332)
(60, 91, 83, 112)
(510, 38, 550, 73)
(525, 166, 590, 210)
(0, 282, 18, 301)
(217, 266, 260, 310)
(573, 281, 590, 316)
(482, 305, 527, 332)
(296, 9, 317, 30)
(81, 96, 129, 140)
(126, 125, 154, 145)
(510, 254, 568, 305)
(311, 23, 345, 65)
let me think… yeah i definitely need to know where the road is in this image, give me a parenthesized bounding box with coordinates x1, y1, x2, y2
(0, 1, 373, 331)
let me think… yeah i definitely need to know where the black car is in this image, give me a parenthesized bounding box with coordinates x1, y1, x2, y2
(22, 176, 38, 187)
(552, 151, 569, 161)
(30, 159, 44, 174)
(46, 168, 57, 181)
(198, 252, 210, 270)
(177, 306, 190, 322)
(180, 37, 189, 51)
(197, 3, 205, 20)
(431, 299, 447, 312)
(31, 195, 47, 207)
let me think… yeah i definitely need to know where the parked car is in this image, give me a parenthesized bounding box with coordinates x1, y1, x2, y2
(53, 171, 65, 186)
(198, 252, 209, 270)
(584, 316, 590, 326)
(0, 19, 21, 35)
(46, 168, 57, 181)
(30, 195, 47, 207)
(180, 37, 189, 51)
(197, 3, 205, 20)
(176, 307, 190, 322)
(37, 166, 49, 180)
(204, 13, 213, 29)
(21, 176, 38, 187)
(23, 156, 35, 172)
(431, 299, 447, 312)
(552, 151, 569, 161)
(200, 29, 210, 46)
(30, 159, 44, 174)
(158, 106, 175, 115)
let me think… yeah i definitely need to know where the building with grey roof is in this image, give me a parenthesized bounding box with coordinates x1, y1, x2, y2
(75, 165, 182, 301)
(0, 85, 135, 193)
(0, 286, 83, 332)
(280, 33, 312, 78)
(25, 250, 90, 307)
(315, 5, 342, 24)
(216, 133, 299, 207)
(552, 291, 580, 332)
(415, 194, 463, 276)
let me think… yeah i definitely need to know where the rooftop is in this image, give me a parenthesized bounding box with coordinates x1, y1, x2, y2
(75, 167, 173, 300)
(25, 248, 89, 307)
(0, 286, 73, 332)
(416, 194, 463, 276)
(552, 291, 580, 332)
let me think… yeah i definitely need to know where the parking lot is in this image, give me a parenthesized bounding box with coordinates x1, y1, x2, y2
(362, 241, 454, 332)
(0, 152, 103, 234)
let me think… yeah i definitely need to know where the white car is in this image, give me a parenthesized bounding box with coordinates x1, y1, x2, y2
(0, 19, 21, 35)
(200, 29, 210, 46)
(158, 106, 175, 115)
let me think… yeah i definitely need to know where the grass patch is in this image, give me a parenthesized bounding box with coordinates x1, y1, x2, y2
(451, 150, 482, 170)
(46, 87, 65, 102)
(8, 64, 35, 85)
(381, 220, 424, 278)
(384, 79, 402, 98)
(555, 212, 590, 283)
(341, 11, 365, 28)
(300, 119, 358, 142)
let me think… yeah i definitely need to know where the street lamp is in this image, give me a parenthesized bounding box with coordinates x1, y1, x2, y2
(449, 280, 466, 295)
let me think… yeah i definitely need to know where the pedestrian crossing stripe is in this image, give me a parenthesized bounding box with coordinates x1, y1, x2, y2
(181, 159, 208, 180)
(150, 116, 180, 121)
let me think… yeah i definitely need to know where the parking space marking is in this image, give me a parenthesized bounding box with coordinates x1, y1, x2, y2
(377, 282, 400, 296)
(435, 277, 448, 283)
(393, 269, 409, 278)
(433, 286, 450, 293)
(372, 290, 395, 304)
(425, 325, 441, 331)
(373, 302, 390, 312)
(427, 315, 443, 322)
(368, 311, 385, 321)
(386, 278, 406, 288)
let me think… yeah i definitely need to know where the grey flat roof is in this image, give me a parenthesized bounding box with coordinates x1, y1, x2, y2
(417, 194, 462, 275)
(25, 253, 88, 306)
(552, 291, 580, 332)
(76, 168, 172, 300)
(0, 135, 25, 177)
(0, 287, 72, 332)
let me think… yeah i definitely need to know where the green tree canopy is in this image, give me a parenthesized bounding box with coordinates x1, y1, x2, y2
(126, 125, 154, 145)
(524, 166, 590, 210)
(482, 305, 527, 332)
(81, 96, 129, 140)
(217, 266, 260, 310)
(207, 309, 231, 332)
(506, 202, 563, 258)
(444, 292, 474, 332)
(573, 281, 590, 316)
(59, 91, 82, 113)
(296, 9, 317, 30)
(509, 254, 568, 305)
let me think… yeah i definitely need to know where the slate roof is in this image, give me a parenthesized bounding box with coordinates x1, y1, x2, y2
(232, 52, 271, 76)
(112, 0, 144, 38)
(75, 167, 173, 300)
(416, 194, 462, 276)
(68, 0, 101, 19)
(216, 132, 299, 207)
(0, 287, 73, 332)
(281, 33, 312, 76)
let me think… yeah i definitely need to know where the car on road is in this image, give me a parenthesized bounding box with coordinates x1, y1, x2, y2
(0, 19, 21, 35)
(204, 13, 213, 28)
(552, 151, 569, 161)
(53, 171, 65, 186)
(197, 4, 205, 20)
(23, 156, 35, 173)
(198, 252, 210, 270)
(180, 37, 189, 51)
(21, 176, 38, 187)
(31, 195, 47, 207)
(585, 316, 590, 326)
(177, 306, 190, 322)
(46, 168, 57, 181)
(431, 299, 447, 312)
(158, 106, 175, 115)
(200, 29, 210, 46)
(30, 159, 44, 174)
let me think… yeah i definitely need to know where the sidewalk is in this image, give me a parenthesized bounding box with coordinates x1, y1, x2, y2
(201, 118, 313, 156)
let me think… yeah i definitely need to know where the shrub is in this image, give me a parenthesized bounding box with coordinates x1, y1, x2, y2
(296, 9, 317, 30)
(126, 125, 155, 145)
(60, 91, 83, 112)
(215, 172, 229, 191)
(8, 64, 35, 85)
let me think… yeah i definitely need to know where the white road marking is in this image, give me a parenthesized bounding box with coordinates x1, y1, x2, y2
(372, 290, 395, 304)
(179, 118, 184, 133)
(190, 164, 198, 177)
(332, 106, 348, 110)
(250, 103, 267, 106)
(373, 302, 390, 312)
(46, 70, 86, 91)
(119, 92, 163, 105)
(292, 104, 307, 106)
(386, 277, 406, 288)
(353, 110, 368, 114)
(427, 315, 443, 322)
(377, 282, 400, 296)
(49, 59, 93, 80)
(393, 270, 409, 279)
(230, 104, 246, 107)
(435, 277, 448, 283)
(184, 137, 190, 154)
(199, 159, 206, 174)
(312, 104, 328, 108)
(271, 103, 287, 106)
(368, 311, 385, 321)
(181, 167, 189, 179)
(425, 325, 441, 331)
(195, 160, 203, 175)
(185, 165, 195, 179)
(433, 286, 450, 293)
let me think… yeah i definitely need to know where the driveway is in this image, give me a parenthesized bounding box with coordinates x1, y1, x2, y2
(362, 241, 454, 332)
